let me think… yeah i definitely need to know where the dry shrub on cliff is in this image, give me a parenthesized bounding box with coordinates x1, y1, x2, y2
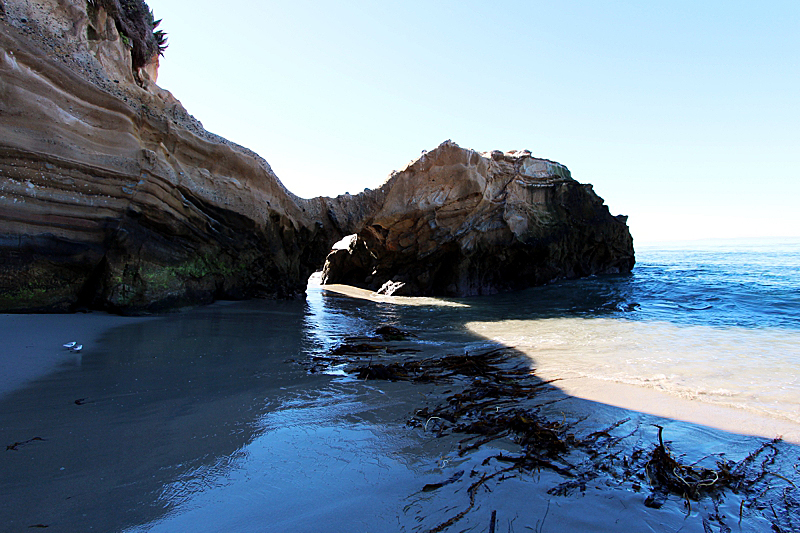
(88, 0, 166, 69)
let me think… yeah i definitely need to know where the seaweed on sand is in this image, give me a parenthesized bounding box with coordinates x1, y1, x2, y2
(304, 326, 419, 373)
(356, 361, 421, 381)
(6, 436, 45, 451)
(639, 427, 799, 530)
(375, 325, 412, 341)
(311, 328, 800, 532)
(645, 424, 742, 501)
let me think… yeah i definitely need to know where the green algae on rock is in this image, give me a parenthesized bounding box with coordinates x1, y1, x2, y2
(0, 0, 633, 313)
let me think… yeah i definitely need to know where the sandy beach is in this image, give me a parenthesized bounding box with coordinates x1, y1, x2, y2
(529, 373, 800, 445)
(323, 282, 800, 445)
(0, 312, 154, 398)
(1, 0, 796, 530)
(1, 298, 797, 532)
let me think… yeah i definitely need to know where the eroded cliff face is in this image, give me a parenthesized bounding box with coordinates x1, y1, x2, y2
(0, 0, 633, 313)
(0, 0, 366, 313)
(322, 142, 635, 296)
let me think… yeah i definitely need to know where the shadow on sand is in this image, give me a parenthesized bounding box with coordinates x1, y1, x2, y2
(0, 281, 798, 532)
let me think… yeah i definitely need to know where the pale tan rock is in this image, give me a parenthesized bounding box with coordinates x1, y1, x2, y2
(0, 0, 633, 311)
(322, 141, 634, 296)
(0, 1, 367, 312)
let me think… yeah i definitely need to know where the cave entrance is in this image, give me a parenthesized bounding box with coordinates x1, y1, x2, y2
(307, 234, 358, 289)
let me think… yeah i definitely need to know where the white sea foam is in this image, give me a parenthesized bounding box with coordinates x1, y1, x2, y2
(466, 317, 800, 425)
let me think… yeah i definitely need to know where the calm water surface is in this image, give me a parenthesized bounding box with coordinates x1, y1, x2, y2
(466, 238, 800, 424)
(1, 237, 798, 531)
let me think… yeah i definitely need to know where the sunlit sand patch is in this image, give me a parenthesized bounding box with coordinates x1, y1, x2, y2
(315, 281, 470, 308)
(465, 318, 800, 443)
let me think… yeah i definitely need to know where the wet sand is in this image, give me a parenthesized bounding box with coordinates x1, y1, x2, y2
(1, 297, 797, 532)
(0, 312, 154, 397)
(322, 282, 800, 445)
(531, 373, 800, 445)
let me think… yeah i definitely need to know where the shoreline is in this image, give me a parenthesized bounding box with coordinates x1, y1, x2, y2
(2, 298, 797, 531)
(5, 300, 795, 445)
(534, 372, 800, 445)
(320, 282, 800, 446)
(307, 303, 800, 532)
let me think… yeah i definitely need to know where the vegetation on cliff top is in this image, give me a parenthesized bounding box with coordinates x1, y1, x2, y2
(88, 0, 166, 69)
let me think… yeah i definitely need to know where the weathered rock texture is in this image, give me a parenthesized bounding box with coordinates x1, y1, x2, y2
(322, 142, 634, 296)
(0, 0, 365, 313)
(0, 0, 633, 313)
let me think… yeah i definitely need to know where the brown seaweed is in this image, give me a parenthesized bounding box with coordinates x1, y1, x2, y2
(375, 325, 413, 341)
(329, 343, 384, 356)
(6, 437, 45, 451)
(645, 425, 741, 500)
(421, 470, 465, 493)
(310, 328, 800, 532)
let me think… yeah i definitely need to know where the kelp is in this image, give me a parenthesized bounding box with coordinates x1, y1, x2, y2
(421, 470, 464, 493)
(645, 425, 741, 501)
(311, 325, 800, 532)
(375, 325, 411, 341)
(6, 436, 45, 451)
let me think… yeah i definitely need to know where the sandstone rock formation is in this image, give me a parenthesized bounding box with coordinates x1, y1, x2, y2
(0, 0, 633, 313)
(0, 0, 365, 313)
(321, 142, 634, 296)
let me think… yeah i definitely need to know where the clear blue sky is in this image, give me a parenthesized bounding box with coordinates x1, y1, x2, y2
(147, 0, 799, 243)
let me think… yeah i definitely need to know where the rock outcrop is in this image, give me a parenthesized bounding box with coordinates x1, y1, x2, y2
(0, 0, 634, 313)
(0, 0, 366, 313)
(321, 142, 634, 296)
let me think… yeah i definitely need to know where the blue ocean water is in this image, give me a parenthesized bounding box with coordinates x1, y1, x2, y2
(431, 237, 800, 329)
(311, 237, 800, 426)
(453, 237, 800, 425)
(631, 237, 800, 330)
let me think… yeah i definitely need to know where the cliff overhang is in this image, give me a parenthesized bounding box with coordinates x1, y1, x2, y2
(0, 0, 634, 313)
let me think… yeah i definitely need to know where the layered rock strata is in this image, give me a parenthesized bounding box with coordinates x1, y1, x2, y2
(0, 0, 634, 313)
(321, 142, 634, 296)
(0, 1, 366, 313)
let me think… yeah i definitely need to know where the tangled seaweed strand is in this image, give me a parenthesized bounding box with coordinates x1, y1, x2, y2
(316, 327, 800, 532)
(645, 425, 741, 501)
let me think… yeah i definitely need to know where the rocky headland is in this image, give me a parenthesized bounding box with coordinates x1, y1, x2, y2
(0, 0, 633, 313)
(322, 143, 634, 296)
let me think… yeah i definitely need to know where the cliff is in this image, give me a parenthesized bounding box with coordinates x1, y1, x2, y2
(0, 0, 633, 313)
(0, 0, 367, 312)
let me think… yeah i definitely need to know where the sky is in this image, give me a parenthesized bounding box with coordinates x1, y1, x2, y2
(146, 0, 799, 244)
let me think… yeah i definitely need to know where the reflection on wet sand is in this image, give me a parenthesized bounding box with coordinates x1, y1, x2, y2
(0, 285, 798, 532)
(1, 301, 318, 531)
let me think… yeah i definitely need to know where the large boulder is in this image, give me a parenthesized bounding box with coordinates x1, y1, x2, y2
(321, 141, 634, 297)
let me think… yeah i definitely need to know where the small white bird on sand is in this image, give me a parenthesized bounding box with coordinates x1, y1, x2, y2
(63, 341, 77, 349)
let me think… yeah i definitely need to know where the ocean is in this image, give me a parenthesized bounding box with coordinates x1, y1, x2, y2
(1, 237, 798, 531)
(463, 237, 800, 427)
(315, 237, 800, 428)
